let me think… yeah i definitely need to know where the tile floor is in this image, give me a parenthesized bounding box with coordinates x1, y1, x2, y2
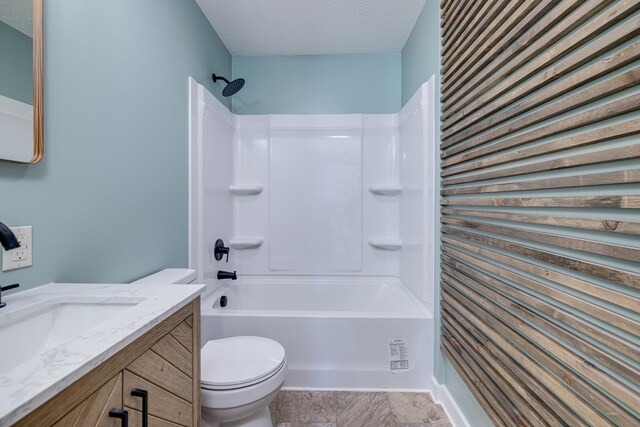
(269, 391, 452, 427)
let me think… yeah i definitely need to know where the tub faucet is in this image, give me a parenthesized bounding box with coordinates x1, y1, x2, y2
(217, 270, 237, 280)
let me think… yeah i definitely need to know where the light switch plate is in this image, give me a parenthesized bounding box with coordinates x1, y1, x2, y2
(2, 226, 32, 271)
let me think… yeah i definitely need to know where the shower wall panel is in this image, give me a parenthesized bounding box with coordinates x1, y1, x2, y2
(190, 79, 436, 305)
(189, 78, 234, 282)
(270, 129, 362, 272)
(232, 114, 402, 278)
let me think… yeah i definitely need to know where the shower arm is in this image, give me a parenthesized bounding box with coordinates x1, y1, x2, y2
(212, 74, 231, 85)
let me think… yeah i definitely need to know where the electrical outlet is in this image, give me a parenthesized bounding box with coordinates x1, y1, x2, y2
(2, 226, 32, 271)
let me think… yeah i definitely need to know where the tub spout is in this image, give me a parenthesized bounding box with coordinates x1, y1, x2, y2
(217, 270, 237, 280)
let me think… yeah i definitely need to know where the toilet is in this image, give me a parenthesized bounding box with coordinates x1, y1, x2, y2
(133, 269, 287, 427)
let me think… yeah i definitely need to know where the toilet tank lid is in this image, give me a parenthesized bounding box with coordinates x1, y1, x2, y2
(132, 268, 197, 284)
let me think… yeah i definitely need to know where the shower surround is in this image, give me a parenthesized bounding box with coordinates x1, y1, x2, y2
(189, 77, 436, 391)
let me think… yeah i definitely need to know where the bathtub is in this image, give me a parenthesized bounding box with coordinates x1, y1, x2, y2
(200, 276, 434, 391)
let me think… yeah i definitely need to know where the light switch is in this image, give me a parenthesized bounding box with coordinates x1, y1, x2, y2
(2, 226, 33, 271)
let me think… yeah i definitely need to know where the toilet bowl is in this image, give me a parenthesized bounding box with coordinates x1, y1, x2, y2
(132, 270, 287, 426)
(200, 336, 287, 427)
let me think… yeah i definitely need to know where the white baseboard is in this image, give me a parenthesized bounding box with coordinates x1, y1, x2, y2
(431, 376, 470, 427)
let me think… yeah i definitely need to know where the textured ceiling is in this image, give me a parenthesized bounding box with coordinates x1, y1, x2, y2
(0, 0, 32, 37)
(195, 0, 426, 56)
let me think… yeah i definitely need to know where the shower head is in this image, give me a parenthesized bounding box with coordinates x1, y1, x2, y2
(212, 73, 245, 97)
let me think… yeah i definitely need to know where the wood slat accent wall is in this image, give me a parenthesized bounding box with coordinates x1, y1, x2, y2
(439, 1, 640, 426)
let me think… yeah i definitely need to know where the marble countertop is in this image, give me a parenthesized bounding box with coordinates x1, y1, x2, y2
(0, 281, 205, 425)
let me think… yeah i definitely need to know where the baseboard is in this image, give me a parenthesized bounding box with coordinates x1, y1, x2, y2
(431, 376, 470, 427)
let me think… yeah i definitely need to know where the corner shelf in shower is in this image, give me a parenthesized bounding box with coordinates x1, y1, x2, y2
(229, 237, 264, 249)
(368, 238, 403, 250)
(229, 185, 264, 196)
(368, 184, 402, 196)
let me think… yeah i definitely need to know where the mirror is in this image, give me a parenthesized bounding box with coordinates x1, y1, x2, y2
(0, 0, 43, 163)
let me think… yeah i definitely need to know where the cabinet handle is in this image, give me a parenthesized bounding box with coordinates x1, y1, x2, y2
(108, 408, 128, 427)
(131, 388, 149, 427)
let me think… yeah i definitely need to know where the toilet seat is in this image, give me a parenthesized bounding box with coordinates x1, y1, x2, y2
(201, 336, 286, 391)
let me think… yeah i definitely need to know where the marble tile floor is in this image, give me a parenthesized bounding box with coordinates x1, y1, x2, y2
(269, 390, 452, 427)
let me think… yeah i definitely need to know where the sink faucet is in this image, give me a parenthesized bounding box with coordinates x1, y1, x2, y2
(217, 270, 237, 280)
(0, 221, 20, 251)
(0, 221, 22, 309)
(0, 284, 20, 309)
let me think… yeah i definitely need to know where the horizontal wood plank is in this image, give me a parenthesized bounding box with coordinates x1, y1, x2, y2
(441, 0, 504, 63)
(442, 40, 640, 139)
(440, 246, 640, 340)
(441, 233, 640, 312)
(443, 67, 639, 150)
(440, 0, 638, 422)
(442, 0, 524, 81)
(442, 144, 640, 185)
(442, 118, 640, 177)
(442, 302, 584, 425)
(441, 341, 510, 427)
(442, 0, 551, 94)
(441, 206, 640, 235)
(443, 277, 640, 417)
(441, 225, 640, 289)
(443, 0, 609, 110)
(443, 1, 640, 115)
(442, 288, 615, 425)
(441, 259, 640, 381)
(442, 169, 640, 195)
(441, 93, 640, 163)
(441, 340, 514, 427)
(441, 325, 558, 426)
(440, 195, 640, 209)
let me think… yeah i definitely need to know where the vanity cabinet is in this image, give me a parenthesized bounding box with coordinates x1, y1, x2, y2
(52, 373, 123, 427)
(15, 298, 200, 427)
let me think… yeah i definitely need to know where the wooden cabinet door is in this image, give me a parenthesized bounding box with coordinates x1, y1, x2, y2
(123, 316, 196, 426)
(53, 373, 123, 427)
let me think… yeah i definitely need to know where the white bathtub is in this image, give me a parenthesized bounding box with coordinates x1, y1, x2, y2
(200, 276, 434, 391)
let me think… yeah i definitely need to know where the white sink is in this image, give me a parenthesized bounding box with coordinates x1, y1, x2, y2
(0, 297, 142, 374)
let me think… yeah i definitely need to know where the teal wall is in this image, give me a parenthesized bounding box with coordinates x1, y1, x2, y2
(401, 1, 493, 426)
(0, 0, 231, 290)
(231, 53, 401, 114)
(401, 1, 439, 106)
(0, 20, 33, 104)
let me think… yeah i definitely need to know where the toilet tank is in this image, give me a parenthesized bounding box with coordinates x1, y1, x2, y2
(132, 268, 197, 285)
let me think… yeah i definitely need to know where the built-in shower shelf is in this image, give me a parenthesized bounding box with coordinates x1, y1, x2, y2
(229, 185, 264, 196)
(368, 184, 402, 196)
(368, 238, 403, 250)
(229, 237, 264, 249)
